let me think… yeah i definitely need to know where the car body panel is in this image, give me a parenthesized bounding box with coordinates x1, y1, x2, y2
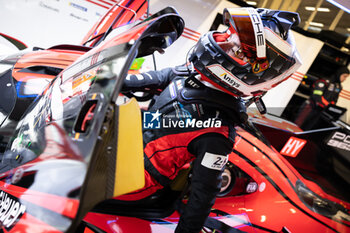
(81, 0, 148, 48)
(253, 116, 350, 205)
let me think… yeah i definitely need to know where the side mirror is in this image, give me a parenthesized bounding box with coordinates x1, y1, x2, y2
(136, 7, 184, 57)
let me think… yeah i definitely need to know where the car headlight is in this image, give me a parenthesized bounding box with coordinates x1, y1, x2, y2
(296, 180, 350, 221)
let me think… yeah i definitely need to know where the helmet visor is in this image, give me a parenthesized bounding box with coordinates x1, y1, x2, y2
(223, 8, 266, 59)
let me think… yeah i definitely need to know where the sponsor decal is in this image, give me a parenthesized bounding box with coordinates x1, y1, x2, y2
(220, 73, 240, 88)
(201, 152, 228, 171)
(69, 2, 88, 12)
(142, 111, 222, 129)
(61, 47, 114, 83)
(280, 137, 307, 157)
(186, 79, 201, 88)
(39, 1, 59, 12)
(90, 52, 100, 66)
(169, 83, 177, 99)
(175, 80, 183, 90)
(69, 13, 88, 22)
(0, 191, 26, 230)
(259, 182, 266, 192)
(207, 65, 240, 88)
(246, 182, 258, 193)
(327, 131, 350, 151)
(247, 8, 265, 58)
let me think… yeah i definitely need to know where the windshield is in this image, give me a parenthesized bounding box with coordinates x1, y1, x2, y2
(2, 43, 130, 173)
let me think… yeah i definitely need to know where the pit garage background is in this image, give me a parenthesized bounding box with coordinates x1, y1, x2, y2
(0, 0, 349, 124)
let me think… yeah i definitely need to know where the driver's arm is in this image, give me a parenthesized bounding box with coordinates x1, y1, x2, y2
(175, 132, 233, 233)
(122, 67, 176, 93)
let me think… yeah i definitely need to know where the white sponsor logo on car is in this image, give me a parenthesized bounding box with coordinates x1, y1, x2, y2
(0, 191, 26, 229)
(327, 131, 350, 151)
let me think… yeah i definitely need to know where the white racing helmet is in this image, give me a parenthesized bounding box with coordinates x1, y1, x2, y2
(189, 8, 302, 97)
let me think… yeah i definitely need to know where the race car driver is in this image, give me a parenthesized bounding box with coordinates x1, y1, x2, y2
(118, 7, 302, 233)
(295, 66, 349, 130)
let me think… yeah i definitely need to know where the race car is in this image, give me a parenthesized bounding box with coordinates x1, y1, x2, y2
(0, 1, 349, 233)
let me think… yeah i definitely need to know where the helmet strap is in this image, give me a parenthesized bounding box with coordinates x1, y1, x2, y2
(254, 97, 267, 114)
(245, 95, 267, 115)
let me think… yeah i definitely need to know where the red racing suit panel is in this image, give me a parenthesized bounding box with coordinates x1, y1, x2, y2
(144, 127, 229, 180)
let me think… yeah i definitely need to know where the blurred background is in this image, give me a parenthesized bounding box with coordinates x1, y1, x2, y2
(242, 0, 350, 43)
